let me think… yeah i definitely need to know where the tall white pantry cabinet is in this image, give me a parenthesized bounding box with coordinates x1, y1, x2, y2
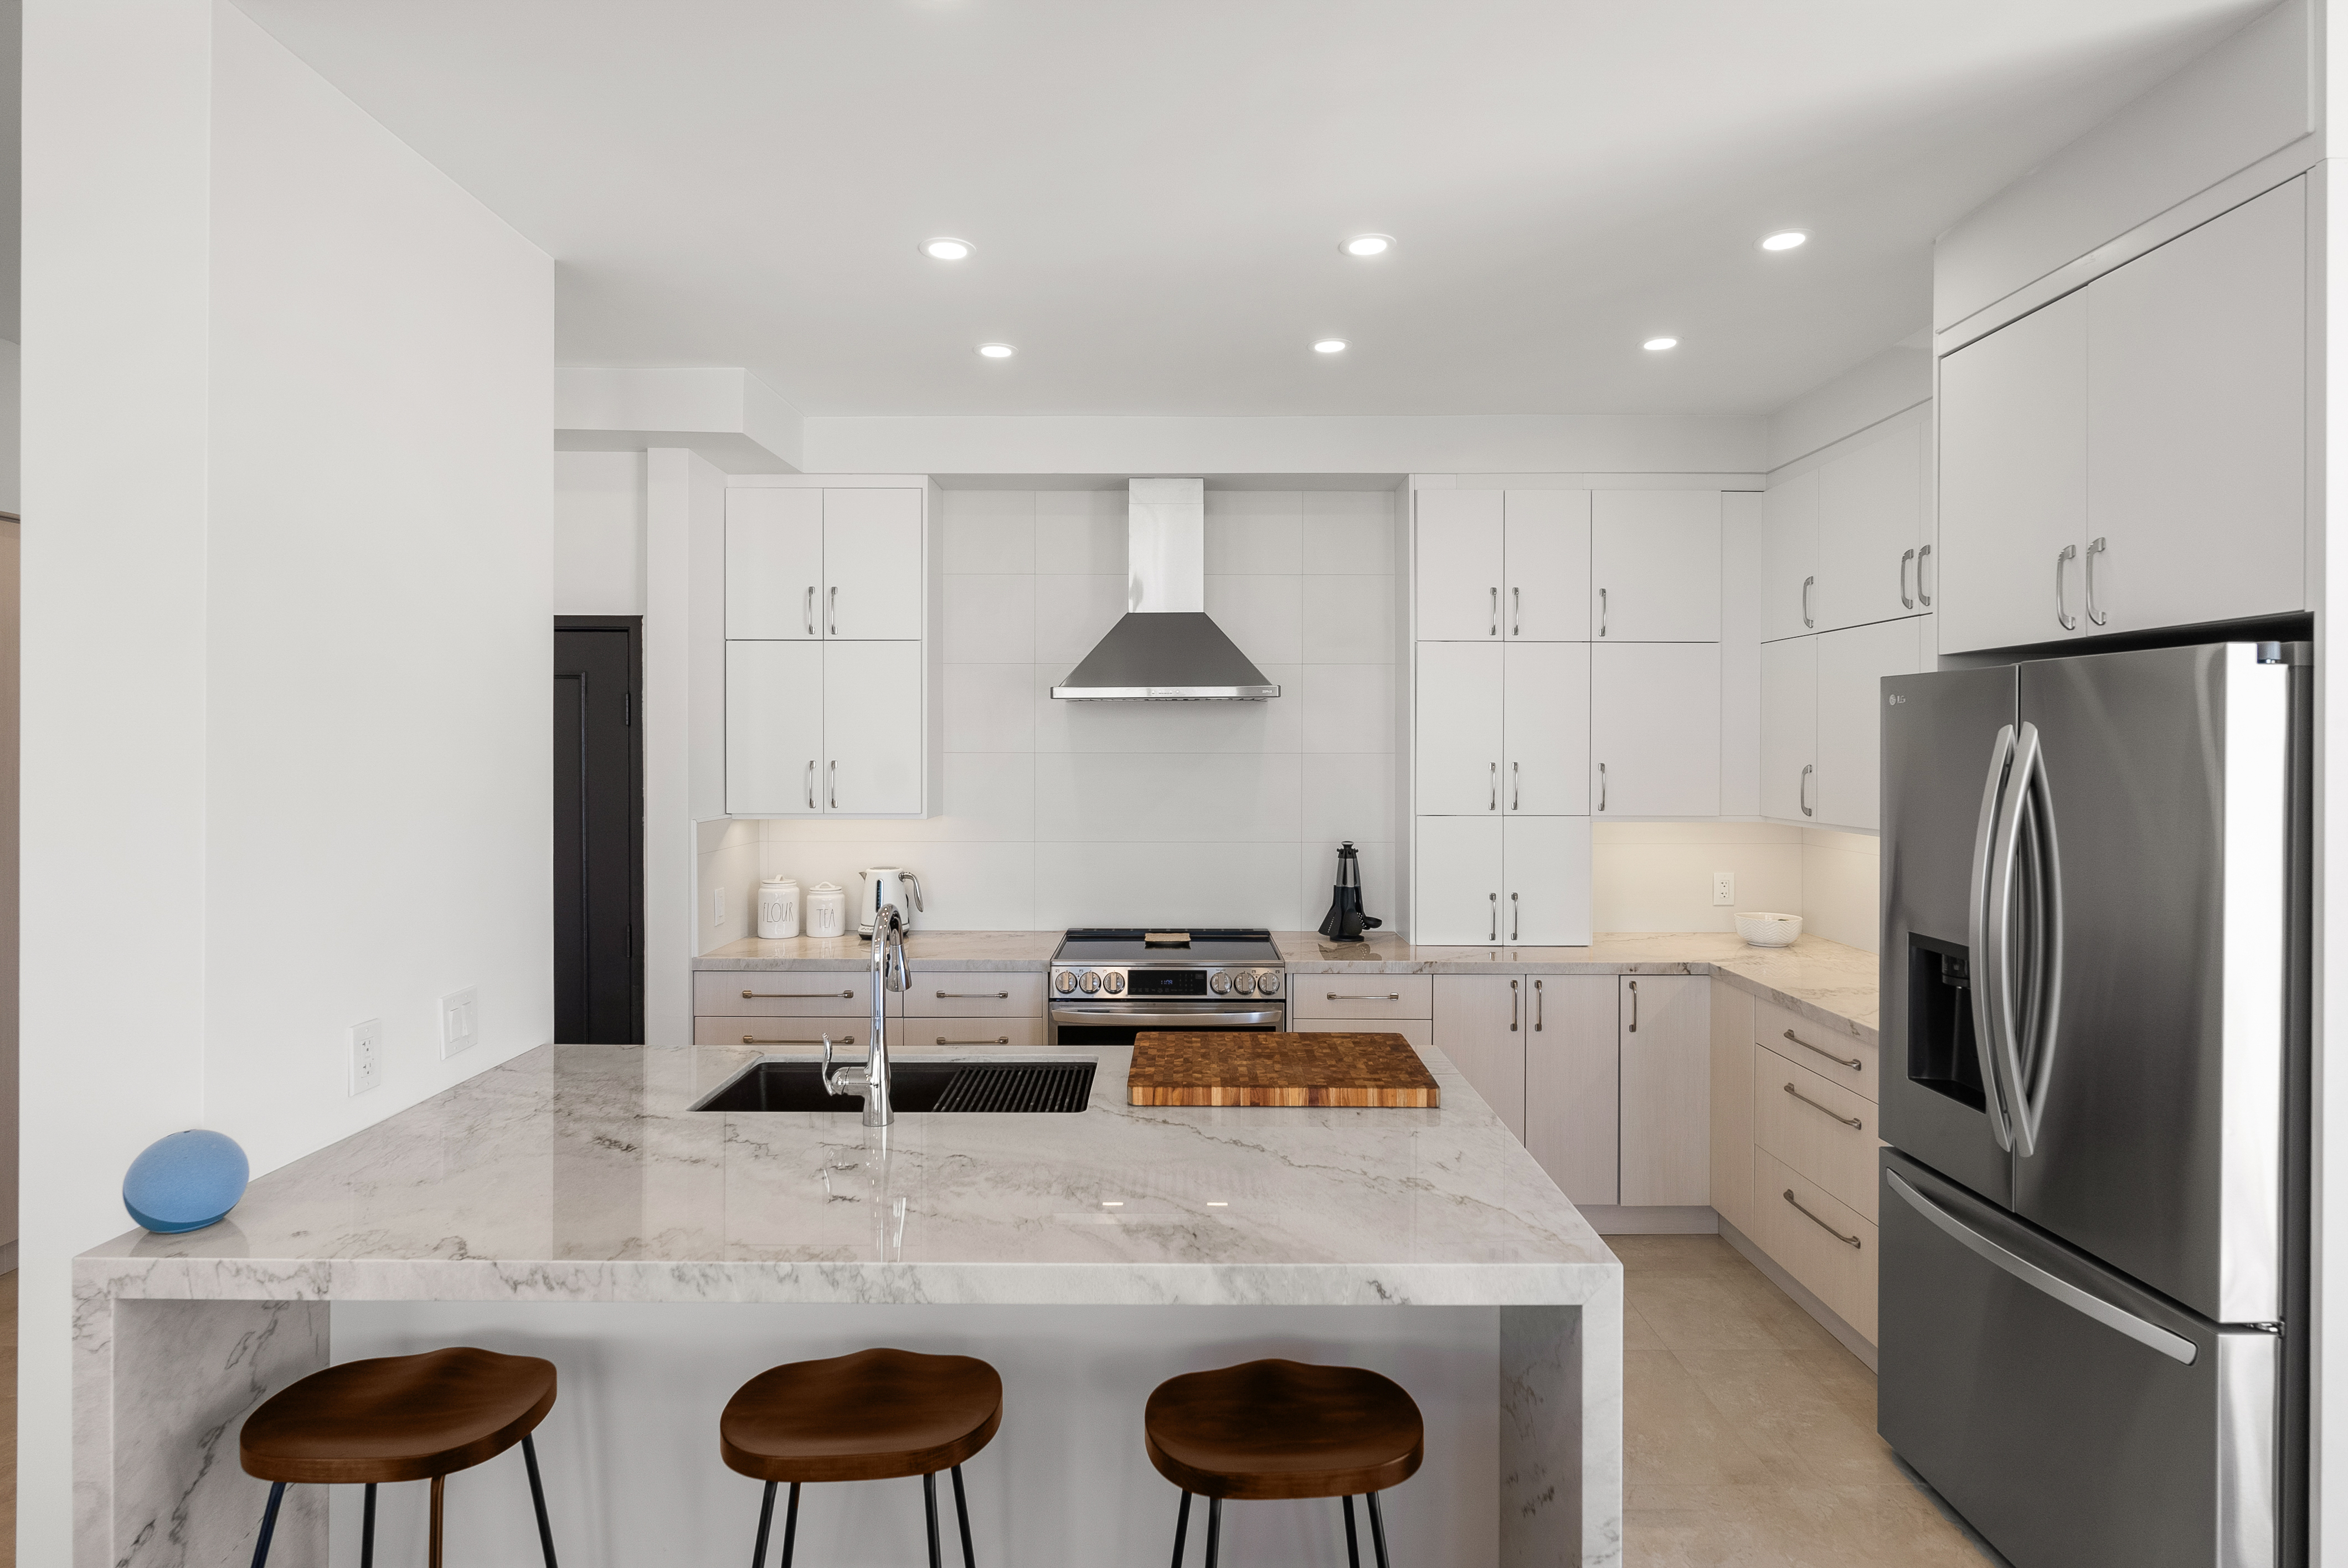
(1408, 482, 1726, 944)
(722, 478, 944, 818)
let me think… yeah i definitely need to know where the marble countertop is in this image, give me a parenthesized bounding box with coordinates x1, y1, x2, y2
(698, 930, 1880, 1042)
(76, 1041, 1614, 1309)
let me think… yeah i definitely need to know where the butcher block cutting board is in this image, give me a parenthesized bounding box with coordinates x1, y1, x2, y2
(1127, 1031, 1440, 1108)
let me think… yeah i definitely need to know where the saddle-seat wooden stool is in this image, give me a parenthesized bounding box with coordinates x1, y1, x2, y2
(238, 1345, 560, 1568)
(720, 1346, 1003, 1568)
(1144, 1358, 1424, 1568)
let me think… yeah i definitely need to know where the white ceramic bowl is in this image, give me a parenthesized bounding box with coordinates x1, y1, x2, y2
(1735, 911, 1804, 948)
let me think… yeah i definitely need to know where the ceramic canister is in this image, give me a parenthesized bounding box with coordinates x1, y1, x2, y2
(757, 876, 801, 939)
(805, 882, 849, 939)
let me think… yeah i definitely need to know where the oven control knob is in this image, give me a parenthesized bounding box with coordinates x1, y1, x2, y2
(1053, 970, 1076, 994)
(1255, 971, 1281, 997)
(1208, 971, 1233, 995)
(1079, 970, 1103, 994)
(1104, 971, 1126, 994)
(1232, 970, 1257, 996)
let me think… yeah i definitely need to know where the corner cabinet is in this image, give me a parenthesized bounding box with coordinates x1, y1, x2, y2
(722, 479, 943, 818)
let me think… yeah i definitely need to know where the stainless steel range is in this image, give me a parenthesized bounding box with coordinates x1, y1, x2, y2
(1047, 929, 1286, 1046)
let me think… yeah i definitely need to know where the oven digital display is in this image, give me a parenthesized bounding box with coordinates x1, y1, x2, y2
(1126, 969, 1209, 997)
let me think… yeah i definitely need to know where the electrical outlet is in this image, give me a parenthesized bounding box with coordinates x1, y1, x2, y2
(439, 987, 478, 1059)
(349, 1018, 384, 1096)
(712, 886, 728, 927)
(1712, 871, 1736, 907)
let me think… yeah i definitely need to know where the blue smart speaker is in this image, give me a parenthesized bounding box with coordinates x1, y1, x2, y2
(123, 1129, 250, 1234)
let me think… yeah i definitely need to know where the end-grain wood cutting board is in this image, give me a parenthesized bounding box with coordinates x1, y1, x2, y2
(1127, 1031, 1439, 1108)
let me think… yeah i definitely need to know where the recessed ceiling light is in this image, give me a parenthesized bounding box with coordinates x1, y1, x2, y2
(921, 236, 974, 261)
(1760, 230, 1808, 252)
(1342, 234, 1393, 257)
(976, 342, 1015, 359)
(1314, 339, 1348, 354)
(1644, 337, 1679, 352)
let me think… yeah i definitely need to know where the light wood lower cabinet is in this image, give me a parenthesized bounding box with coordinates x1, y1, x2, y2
(696, 1015, 871, 1049)
(1433, 975, 1527, 1138)
(1619, 976, 1709, 1205)
(1754, 1148, 1879, 1343)
(1524, 976, 1619, 1206)
(1296, 1018, 1433, 1054)
(903, 974, 1048, 1017)
(1754, 1046, 1880, 1224)
(1707, 981, 1756, 1234)
(1291, 976, 1433, 1023)
(694, 972, 869, 1015)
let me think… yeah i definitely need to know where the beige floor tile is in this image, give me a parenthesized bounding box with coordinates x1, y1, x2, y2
(1630, 1272, 1788, 1354)
(1826, 1483, 2003, 1566)
(1609, 1233, 1753, 1278)
(1672, 1348, 1908, 1488)
(1625, 1304, 1669, 1352)
(1625, 1483, 1886, 1567)
(1626, 1351, 1780, 1487)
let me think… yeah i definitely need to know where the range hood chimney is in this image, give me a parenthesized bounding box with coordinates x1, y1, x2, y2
(1048, 479, 1281, 702)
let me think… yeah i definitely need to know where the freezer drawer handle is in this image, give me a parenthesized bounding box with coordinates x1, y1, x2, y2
(1783, 1189, 1861, 1249)
(1884, 1170, 2197, 1365)
(1783, 1028, 1862, 1072)
(743, 989, 856, 999)
(1783, 1082, 1862, 1128)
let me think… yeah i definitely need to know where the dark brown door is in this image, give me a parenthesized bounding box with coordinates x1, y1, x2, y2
(554, 618, 643, 1043)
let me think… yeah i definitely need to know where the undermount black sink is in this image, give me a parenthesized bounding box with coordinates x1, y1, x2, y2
(690, 1057, 1098, 1114)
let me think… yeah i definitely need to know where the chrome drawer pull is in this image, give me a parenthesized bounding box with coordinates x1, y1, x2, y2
(1783, 1028, 1862, 1072)
(1327, 992, 1400, 1001)
(935, 991, 1010, 1000)
(1784, 1081, 1863, 1128)
(935, 1036, 1009, 1045)
(743, 1033, 856, 1045)
(743, 989, 856, 999)
(1784, 1189, 1862, 1249)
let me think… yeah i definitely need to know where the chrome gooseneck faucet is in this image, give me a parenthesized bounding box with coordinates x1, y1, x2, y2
(823, 902, 907, 1126)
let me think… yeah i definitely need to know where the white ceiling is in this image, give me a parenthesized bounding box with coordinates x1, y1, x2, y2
(236, 0, 2272, 418)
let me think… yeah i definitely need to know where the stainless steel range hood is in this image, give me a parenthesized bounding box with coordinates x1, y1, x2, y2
(1049, 478, 1280, 702)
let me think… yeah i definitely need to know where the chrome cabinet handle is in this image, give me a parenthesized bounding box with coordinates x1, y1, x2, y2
(1489, 893, 1497, 942)
(1801, 575, 1815, 629)
(1799, 762, 1814, 818)
(1627, 979, 1639, 1033)
(1512, 586, 1521, 636)
(1510, 978, 1520, 1032)
(1598, 586, 1608, 637)
(1490, 586, 1498, 637)
(805, 760, 816, 811)
(935, 991, 1010, 1000)
(804, 585, 816, 636)
(1511, 891, 1520, 941)
(1490, 762, 1497, 811)
(1899, 548, 1917, 610)
(1512, 760, 1520, 811)
(2055, 544, 2078, 631)
(744, 1032, 856, 1044)
(1784, 1081, 1864, 1129)
(743, 989, 856, 999)
(828, 760, 838, 809)
(828, 585, 839, 635)
(1534, 978, 1544, 1032)
(1598, 761, 1608, 812)
(1326, 992, 1400, 1002)
(2085, 535, 2108, 626)
(1917, 544, 1934, 606)
(935, 1036, 1010, 1045)
(1783, 1028, 1862, 1072)
(1784, 1189, 1862, 1249)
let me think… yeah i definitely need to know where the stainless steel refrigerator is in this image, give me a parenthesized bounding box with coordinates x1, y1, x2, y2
(1880, 641, 2309, 1568)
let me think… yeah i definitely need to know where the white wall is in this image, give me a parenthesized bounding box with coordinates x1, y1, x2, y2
(22, 5, 553, 1561)
(554, 449, 646, 614)
(0, 337, 18, 514)
(718, 487, 1399, 936)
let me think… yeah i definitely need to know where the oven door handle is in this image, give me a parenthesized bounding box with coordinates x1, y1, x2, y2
(1049, 1006, 1285, 1028)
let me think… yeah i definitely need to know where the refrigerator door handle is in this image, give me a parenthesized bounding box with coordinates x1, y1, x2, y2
(1886, 1170, 2197, 1365)
(1985, 722, 2063, 1158)
(1968, 724, 2020, 1151)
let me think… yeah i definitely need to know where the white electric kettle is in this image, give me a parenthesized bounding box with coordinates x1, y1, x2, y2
(857, 867, 925, 938)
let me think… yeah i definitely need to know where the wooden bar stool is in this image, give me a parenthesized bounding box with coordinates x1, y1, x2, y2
(238, 1345, 560, 1568)
(1144, 1358, 1423, 1568)
(721, 1346, 1002, 1568)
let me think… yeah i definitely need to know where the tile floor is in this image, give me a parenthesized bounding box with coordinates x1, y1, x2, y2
(1618, 1234, 2002, 1566)
(1, 1271, 14, 1566)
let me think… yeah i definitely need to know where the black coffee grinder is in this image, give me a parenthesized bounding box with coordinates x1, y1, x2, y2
(1316, 841, 1384, 942)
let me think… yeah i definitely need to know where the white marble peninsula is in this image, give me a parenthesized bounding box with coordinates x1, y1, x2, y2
(75, 1036, 1621, 1568)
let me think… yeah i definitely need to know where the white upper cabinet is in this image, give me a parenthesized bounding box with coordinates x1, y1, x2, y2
(822, 488, 925, 640)
(1414, 815, 1506, 944)
(1504, 642, 1590, 815)
(727, 488, 824, 638)
(1758, 636, 1816, 823)
(725, 641, 825, 814)
(1415, 642, 1506, 816)
(822, 640, 924, 814)
(1412, 816, 1592, 945)
(1503, 490, 1592, 640)
(1415, 489, 1505, 640)
(1760, 471, 1817, 643)
(1815, 617, 1927, 831)
(1937, 289, 2089, 654)
(1590, 643, 1720, 817)
(1816, 421, 1927, 631)
(1505, 817, 1593, 945)
(2086, 178, 2305, 635)
(1592, 490, 1722, 641)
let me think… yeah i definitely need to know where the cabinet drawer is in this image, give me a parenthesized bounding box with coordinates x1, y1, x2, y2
(1291, 976, 1433, 1021)
(1754, 997, 1877, 1102)
(904, 973, 1047, 1017)
(893, 1015, 1049, 1049)
(695, 972, 869, 1016)
(1756, 1147, 1878, 1344)
(1754, 1048, 1879, 1224)
(696, 1016, 869, 1048)
(1294, 1018, 1432, 1054)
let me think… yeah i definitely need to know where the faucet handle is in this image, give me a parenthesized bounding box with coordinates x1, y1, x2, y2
(821, 1033, 866, 1096)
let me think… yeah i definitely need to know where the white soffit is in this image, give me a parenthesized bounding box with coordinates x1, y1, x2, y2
(555, 367, 803, 472)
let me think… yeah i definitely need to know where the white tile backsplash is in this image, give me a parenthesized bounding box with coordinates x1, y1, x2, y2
(1302, 575, 1397, 663)
(1034, 575, 1129, 663)
(944, 663, 1038, 752)
(943, 574, 1037, 662)
(1203, 575, 1304, 664)
(940, 489, 1037, 574)
(1799, 828, 1881, 952)
(1036, 751, 1303, 843)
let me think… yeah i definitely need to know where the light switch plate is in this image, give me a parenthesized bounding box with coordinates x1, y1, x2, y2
(439, 987, 478, 1059)
(349, 1018, 383, 1096)
(712, 886, 728, 927)
(1712, 871, 1735, 907)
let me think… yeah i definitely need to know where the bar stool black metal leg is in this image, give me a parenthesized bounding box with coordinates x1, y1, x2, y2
(1204, 1496, 1222, 1568)
(523, 1433, 560, 1567)
(924, 1472, 944, 1568)
(951, 1463, 976, 1568)
(779, 1482, 801, 1568)
(1366, 1490, 1391, 1568)
(249, 1481, 287, 1568)
(360, 1482, 377, 1568)
(751, 1480, 777, 1568)
(1171, 1491, 1191, 1567)
(1342, 1495, 1361, 1568)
